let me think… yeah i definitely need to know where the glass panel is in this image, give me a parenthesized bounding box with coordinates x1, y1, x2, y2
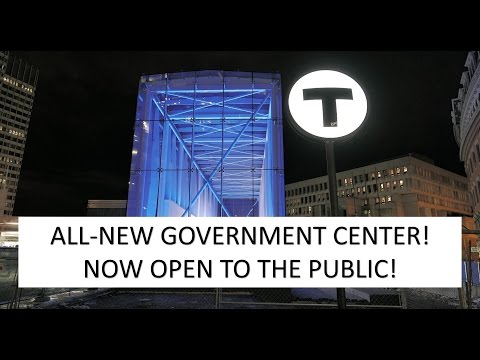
(127, 71, 285, 217)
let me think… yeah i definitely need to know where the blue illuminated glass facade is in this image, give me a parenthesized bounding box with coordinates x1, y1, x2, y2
(127, 70, 285, 217)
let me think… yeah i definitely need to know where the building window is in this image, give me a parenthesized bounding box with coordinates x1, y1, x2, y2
(386, 182, 390, 190)
(396, 167, 401, 175)
(341, 190, 345, 197)
(377, 171, 382, 178)
(371, 172, 375, 180)
(403, 166, 408, 174)
(338, 179, 342, 187)
(389, 168, 394, 176)
(380, 183, 384, 191)
(367, 185, 372, 193)
(375, 197, 380, 204)
(362, 186, 366, 194)
(381, 197, 386, 204)
(349, 177, 353, 185)
(399, 180, 404, 188)
(383, 169, 388, 177)
(373, 184, 378, 192)
(359, 174, 364, 183)
(387, 196, 392, 202)
(393, 180, 397, 189)
(363, 199, 368, 206)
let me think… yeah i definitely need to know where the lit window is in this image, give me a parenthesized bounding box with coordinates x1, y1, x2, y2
(400, 180, 404, 188)
(403, 166, 408, 174)
(380, 183, 384, 191)
(377, 171, 382, 178)
(396, 167, 401, 175)
(375, 197, 379, 204)
(381, 197, 386, 204)
(393, 180, 397, 189)
(349, 177, 353, 185)
(387, 196, 392, 202)
(389, 169, 394, 176)
(386, 182, 390, 190)
(363, 199, 368, 206)
(362, 186, 366, 193)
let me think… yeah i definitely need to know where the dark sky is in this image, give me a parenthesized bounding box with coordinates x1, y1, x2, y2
(9, 51, 468, 216)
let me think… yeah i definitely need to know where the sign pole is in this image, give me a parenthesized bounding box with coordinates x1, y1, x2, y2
(289, 70, 367, 310)
(325, 140, 347, 309)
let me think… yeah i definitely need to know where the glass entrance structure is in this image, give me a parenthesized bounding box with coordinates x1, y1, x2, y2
(127, 70, 285, 217)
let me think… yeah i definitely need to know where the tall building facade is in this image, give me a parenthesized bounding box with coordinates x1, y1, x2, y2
(285, 154, 472, 218)
(0, 52, 38, 215)
(451, 51, 480, 226)
(127, 70, 285, 217)
(0, 52, 7, 79)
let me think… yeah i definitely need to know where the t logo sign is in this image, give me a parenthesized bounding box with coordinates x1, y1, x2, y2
(303, 88, 353, 127)
(288, 70, 367, 139)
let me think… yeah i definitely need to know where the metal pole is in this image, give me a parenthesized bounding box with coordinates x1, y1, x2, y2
(468, 240, 472, 309)
(458, 287, 465, 309)
(325, 140, 347, 309)
(215, 288, 222, 309)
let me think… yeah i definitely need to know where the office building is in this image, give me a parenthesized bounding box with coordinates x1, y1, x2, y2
(285, 154, 472, 218)
(87, 200, 127, 216)
(127, 70, 285, 217)
(451, 51, 480, 225)
(0, 52, 39, 215)
(0, 215, 18, 247)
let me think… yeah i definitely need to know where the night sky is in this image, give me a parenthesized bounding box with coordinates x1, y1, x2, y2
(9, 51, 469, 216)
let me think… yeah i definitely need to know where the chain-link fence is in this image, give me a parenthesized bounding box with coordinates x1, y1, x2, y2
(2, 285, 478, 309)
(3, 246, 480, 309)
